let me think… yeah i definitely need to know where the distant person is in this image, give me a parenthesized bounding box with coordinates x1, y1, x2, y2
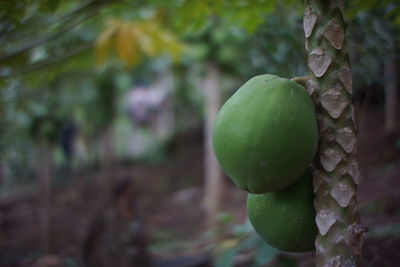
(60, 119, 77, 168)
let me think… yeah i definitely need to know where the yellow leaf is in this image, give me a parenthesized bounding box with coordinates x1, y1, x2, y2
(95, 20, 117, 65)
(214, 238, 240, 255)
(136, 23, 158, 57)
(96, 17, 185, 67)
(115, 22, 139, 67)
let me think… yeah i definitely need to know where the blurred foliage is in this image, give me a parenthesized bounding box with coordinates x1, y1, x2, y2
(347, 0, 400, 26)
(29, 114, 62, 144)
(247, 7, 306, 78)
(82, 70, 117, 136)
(0, 0, 106, 78)
(0, 0, 399, 203)
(0, 0, 62, 25)
(347, 2, 400, 92)
(163, 0, 302, 34)
(369, 223, 400, 238)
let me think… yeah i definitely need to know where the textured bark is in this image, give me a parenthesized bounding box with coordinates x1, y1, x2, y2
(202, 62, 223, 230)
(303, 1, 367, 266)
(384, 57, 398, 133)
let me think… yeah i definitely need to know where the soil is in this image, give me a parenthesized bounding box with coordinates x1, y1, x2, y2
(1, 108, 400, 267)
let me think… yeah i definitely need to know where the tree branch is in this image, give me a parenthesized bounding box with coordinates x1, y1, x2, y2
(0, 43, 94, 78)
(1, 0, 107, 42)
(0, 2, 105, 62)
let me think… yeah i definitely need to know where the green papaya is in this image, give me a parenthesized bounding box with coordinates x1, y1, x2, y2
(247, 171, 317, 252)
(212, 74, 318, 193)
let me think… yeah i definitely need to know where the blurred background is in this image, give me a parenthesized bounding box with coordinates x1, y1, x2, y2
(0, 0, 399, 266)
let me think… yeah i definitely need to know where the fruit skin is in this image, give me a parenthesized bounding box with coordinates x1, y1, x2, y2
(247, 171, 317, 252)
(212, 74, 318, 193)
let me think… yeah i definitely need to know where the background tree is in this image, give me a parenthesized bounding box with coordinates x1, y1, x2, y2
(347, 2, 400, 134)
(29, 111, 62, 252)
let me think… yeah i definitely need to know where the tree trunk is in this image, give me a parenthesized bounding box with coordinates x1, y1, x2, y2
(38, 142, 53, 253)
(102, 126, 115, 197)
(202, 62, 223, 230)
(303, 1, 367, 266)
(384, 57, 398, 133)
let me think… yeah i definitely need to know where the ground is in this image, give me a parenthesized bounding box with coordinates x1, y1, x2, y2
(1, 108, 400, 267)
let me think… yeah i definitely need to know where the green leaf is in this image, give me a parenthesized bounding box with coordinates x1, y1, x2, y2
(274, 255, 298, 267)
(237, 234, 260, 251)
(215, 248, 239, 267)
(217, 212, 234, 225)
(351, 0, 380, 11)
(233, 219, 254, 236)
(254, 242, 278, 266)
(39, 0, 61, 13)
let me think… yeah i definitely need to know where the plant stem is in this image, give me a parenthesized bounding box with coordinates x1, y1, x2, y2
(303, 1, 367, 266)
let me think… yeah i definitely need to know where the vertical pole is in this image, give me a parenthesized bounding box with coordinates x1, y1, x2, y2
(203, 61, 223, 231)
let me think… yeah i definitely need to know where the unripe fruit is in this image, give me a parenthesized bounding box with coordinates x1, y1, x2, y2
(247, 171, 317, 252)
(212, 74, 318, 193)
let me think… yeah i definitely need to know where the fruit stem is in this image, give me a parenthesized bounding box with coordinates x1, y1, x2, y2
(291, 77, 309, 89)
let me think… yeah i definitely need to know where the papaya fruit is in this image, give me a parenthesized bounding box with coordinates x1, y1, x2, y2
(212, 74, 318, 193)
(247, 171, 317, 252)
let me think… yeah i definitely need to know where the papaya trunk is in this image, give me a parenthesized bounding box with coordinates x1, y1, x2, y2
(303, 1, 367, 266)
(203, 61, 223, 230)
